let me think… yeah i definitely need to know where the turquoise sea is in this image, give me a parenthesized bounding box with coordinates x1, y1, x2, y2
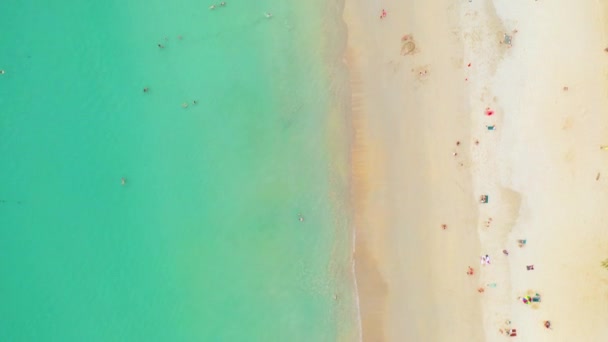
(0, 1, 357, 341)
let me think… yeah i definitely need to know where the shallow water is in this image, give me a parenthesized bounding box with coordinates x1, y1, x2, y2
(0, 1, 356, 340)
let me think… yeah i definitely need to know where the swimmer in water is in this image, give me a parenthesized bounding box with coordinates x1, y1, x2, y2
(182, 103, 189, 108)
(143, 87, 149, 93)
(158, 43, 164, 49)
(193, 100, 198, 105)
(264, 12, 273, 18)
(0, 70, 4, 75)
(209, 4, 216, 10)
(298, 214, 304, 222)
(220, 2, 226, 6)
(121, 177, 126, 186)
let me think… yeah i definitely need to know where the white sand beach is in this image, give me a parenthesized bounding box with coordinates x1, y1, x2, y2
(344, 0, 608, 340)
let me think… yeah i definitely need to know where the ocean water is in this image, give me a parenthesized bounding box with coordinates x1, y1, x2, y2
(0, 1, 356, 341)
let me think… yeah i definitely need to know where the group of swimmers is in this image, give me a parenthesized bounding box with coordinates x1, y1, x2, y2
(209, 2, 272, 18)
(209, 2, 227, 10)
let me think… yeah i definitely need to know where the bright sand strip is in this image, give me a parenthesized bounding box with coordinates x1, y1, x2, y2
(472, 0, 608, 340)
(345, 0, 608, 341)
